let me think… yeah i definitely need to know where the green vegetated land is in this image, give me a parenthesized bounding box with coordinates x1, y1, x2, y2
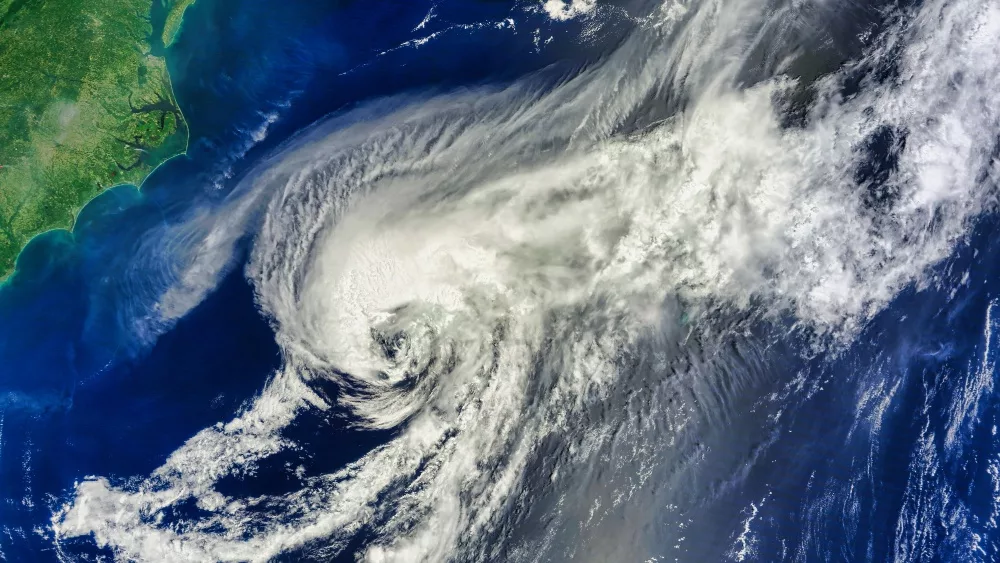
(163, 0, 197, 47)
(0, 0, 190, 277)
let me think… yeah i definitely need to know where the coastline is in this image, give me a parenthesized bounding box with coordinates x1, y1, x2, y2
(0, 4, 192, 287)
(163, 0, 199, 48)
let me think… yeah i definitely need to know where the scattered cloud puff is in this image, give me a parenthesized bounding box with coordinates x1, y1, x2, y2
(542, 0, 597, 21)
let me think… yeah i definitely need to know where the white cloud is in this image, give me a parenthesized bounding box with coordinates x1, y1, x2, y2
(50, 0, 1000, 560)
(542, 0, 597, 21)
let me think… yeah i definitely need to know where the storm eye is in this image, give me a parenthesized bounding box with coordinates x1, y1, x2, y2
(371, 327, 408, 362)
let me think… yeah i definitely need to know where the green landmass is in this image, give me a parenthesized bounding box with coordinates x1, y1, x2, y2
(162, 0, 197, 47)
(0, 0, 188, 278)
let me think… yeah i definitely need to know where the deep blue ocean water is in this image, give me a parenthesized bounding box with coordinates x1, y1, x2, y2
(0, 2, 625, 558)
(1, 0, 999, 561)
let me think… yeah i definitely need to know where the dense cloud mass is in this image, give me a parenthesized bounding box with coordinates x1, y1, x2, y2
(52, 0, 1000, 560)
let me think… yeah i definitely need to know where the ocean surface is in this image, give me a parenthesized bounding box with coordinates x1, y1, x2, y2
(2, 0, 1000, 561)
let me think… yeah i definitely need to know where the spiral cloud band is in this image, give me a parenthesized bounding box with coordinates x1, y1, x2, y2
(52, 0, 1000, 560)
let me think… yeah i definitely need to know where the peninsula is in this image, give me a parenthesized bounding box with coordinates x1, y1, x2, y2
(163, 0, 198, 47)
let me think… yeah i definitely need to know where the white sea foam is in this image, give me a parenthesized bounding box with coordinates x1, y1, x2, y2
(51, 0, 1000, 560)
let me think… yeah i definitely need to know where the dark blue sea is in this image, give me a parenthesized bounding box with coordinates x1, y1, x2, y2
(2, 0, 999, 561)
